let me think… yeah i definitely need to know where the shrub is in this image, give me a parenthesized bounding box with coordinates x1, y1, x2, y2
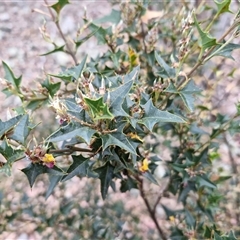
(1, 0, 240, 239)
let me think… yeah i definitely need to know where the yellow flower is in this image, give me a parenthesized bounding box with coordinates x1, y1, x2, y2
(127, 132, 143, 142)
(42, 154, 55, 168)
(169, 216, 175, 222)
(139, 158, 149, 172)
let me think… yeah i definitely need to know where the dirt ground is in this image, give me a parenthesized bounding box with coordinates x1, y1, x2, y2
(0, 1, 240, 239)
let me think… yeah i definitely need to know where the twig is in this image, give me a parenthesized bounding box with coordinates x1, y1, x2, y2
(223, 133, 240, 225)
(136, 175, 167, 240)
(43, 0, 78, 65)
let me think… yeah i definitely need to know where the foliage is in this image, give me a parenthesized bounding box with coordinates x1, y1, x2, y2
(1, 0, 240, 239)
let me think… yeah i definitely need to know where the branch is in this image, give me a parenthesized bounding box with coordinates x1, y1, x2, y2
(44, 0, 78, 65)
(136, 175, 167, 240)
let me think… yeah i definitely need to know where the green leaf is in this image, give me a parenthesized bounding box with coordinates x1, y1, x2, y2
(0, 115, 23, 138)
(94, 9, 121, 24)
(9, 115, 31, 144)
(210, 43, 240, 60)
(185, 209, 196, 228)
(0, 139, 25, 176)
(46, 175, 62, 199)
(178, 80, 201, 112)
(62, 155, 97, 181)
(120, 177, 138, 192)
(108, 80, 133, 117)
(143, 171, 159, 185)
(75, 29, 99, 48)
(194, 14, 218, 53)
(214, 0, 232, 15)
(40, 45, 65, 56)
(49, 55, 87, 82)
(84, 96, 114, 120)
(95, 162, 115, 199)
(48, 122, 96, 145)
(85, 20, 108, 44)
(101, 127, 137, 155)
(41, 78, 61, 97)
(139, 99, 185, 131)
(155, 51, 175, 78)
(197, 175, 216, 189)
(50, 0, 69, 15)
(2, 61, 22, 93)
(21, 163, 64, 188)
(212, 175, 231, 184)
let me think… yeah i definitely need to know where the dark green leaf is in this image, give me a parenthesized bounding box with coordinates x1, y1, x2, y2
(211, 43, 240, 60)
(2, 61, 22, 90)
(42, 78, 61, 97)
(62, 155, 97, 181)
(45, 175, 62, 199)
(40, 45, 65, 56)
(197, 175, 216, 189)
(49, 55, 87, 82)
(84, 96, 114, 120)
(95, 162, 115, 199)
(194, 14, 218, 52)
(214, 0, 232, 15)
(108, 80, 133, 117)
(21, 163, 65, 188)
(9, 115, 31, 144)
(185, 209, 196, 228)
(85, 20, 108, 44)
(120, 177, 137, 192)
(155, 51, 175, 78)
(0, 115, 22, 138)
(212, 175, 231, 184)
(101, 131, 137, 155)
(50, 0, 69, 15)
(48, 122, 96, 145)
(75, 29, 99, 48)
(142, 171, 159, 185)
(139, 99, 185, 131)
(0, 139, 25, 176)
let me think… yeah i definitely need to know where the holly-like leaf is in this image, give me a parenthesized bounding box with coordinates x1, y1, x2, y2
(139, 99, 185, 131)
(155, 51, 175, 78)
(2, 61, 22, 90)
(210, 43, 240, 60)
(46, 175, 62, 199)
(9, 115, 31, 145)
(197, 175, 216, 189)
(48, 122, 96, 145)
(75, 29, 99, 48)
(21, 163, 65, 188)
(95, 162, 115, 199)
(0, 139, 25, 176)
(214, 0, 232, 15)
(120, 177, 138, 192)
(85, 20, 108, 44)
(49, 55, 87, 82)
(62, 155, 97, 182)
(40, 45, 65, 56)
(194, 14, 218, 53)
(101, 129, 137, 155)
(143, 171, 159, 185)
(94, 9, 121, 24)
(0, 115, 23, 139)
(41, 78, 61, 97)
(50, 0, 69, 15)
(179, 80, 201, 112)
(108, 80, 133, 117)
(84, 96, 114, 120)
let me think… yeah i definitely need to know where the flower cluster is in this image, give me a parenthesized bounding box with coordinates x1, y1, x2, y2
(25, 145, 55, 168)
